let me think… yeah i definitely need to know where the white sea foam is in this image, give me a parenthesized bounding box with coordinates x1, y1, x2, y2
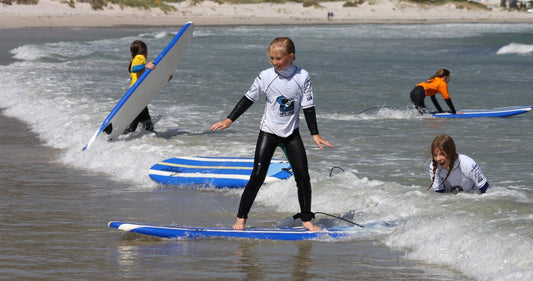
(497, 42, 533, 55)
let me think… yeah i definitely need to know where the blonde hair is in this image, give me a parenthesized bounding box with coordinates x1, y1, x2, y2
(427, 135, 458, 191)
(429, 68, 450, 80)
(268, 37, 296, 58)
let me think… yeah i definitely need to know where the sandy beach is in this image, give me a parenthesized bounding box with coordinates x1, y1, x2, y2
(1, 0, 532, 28)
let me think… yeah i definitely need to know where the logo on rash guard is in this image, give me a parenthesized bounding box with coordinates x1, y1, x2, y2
(276, 96, 295, 117)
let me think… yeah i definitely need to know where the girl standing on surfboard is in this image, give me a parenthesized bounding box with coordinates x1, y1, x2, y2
(410, 69, 460, 115)
(124, 40, 156, 133)
(428, 135, 490, 194)
(210, 37, 333, 232)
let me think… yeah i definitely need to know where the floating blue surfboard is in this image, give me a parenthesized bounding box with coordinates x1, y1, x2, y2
(83, 22, 194, 151)
(432, 105, 532, 118)
(149, 156, 293, 188)
(108, 221, 359, 241)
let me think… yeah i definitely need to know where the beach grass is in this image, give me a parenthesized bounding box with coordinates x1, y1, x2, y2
(406, 0, 490, 10)
(5, 0, 494, 12)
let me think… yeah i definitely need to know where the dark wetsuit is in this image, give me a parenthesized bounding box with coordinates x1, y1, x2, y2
(237, 129, 313, 221)
(228, 64, 319, 222)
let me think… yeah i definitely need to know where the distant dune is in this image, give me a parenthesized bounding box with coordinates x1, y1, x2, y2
(0, 0, 532, 28)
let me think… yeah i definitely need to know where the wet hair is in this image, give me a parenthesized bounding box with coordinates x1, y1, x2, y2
(268, 37, 296, 58)
(430, 68, 450, 80)
(128, 40, 148, 73)
(428, 135, 458, 191)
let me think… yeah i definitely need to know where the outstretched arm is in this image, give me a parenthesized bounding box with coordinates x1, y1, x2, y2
(210, 96, 254, 131)
(304, 107, 334, 149)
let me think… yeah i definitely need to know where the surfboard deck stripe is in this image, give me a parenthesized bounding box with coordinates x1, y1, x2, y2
(108, 221, 353, 241)
(432, 105, 532, 118)
(149, 156, 292, 188)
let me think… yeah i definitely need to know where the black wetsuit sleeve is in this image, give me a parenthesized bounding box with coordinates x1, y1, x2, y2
(303, 106, 319, 135)
(430, 96, 444, 112)
(227, 96, 254, 121)
(444, 98, 457, 114)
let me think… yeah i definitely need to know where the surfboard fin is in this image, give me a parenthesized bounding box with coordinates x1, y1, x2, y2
(103, 123, 112, 135)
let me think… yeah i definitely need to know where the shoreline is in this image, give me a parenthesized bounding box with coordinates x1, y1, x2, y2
(1, 0, 532, 28)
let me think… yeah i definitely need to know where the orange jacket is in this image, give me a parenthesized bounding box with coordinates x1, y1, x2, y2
(416, 77, 450, 99)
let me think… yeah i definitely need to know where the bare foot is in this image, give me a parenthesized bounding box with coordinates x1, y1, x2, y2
(302, 221, 321, 232)
(232, 218, 246, 230)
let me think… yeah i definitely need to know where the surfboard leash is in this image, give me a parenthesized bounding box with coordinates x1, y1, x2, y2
(329, 166, 345, 177)
(357, 105, 391, 115)
(314, 211, 364, 228)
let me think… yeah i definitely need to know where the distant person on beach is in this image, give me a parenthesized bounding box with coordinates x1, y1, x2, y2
(210, 37, 333, 232)
(427, 135, 490, 194)
(410, 68, 460, 115)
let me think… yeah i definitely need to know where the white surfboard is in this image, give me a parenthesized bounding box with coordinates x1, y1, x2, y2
(83, 21, 193, 151)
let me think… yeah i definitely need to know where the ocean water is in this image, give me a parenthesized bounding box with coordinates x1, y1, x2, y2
(0, 23, 532, 280)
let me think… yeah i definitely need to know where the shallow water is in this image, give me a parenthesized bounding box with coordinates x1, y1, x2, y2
(0, 24, 532, 280)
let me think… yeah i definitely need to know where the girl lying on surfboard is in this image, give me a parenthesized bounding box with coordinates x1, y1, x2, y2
(210, 37, 333, 232)
(410, 68, 460, 115)
(428, 135, 490, 194)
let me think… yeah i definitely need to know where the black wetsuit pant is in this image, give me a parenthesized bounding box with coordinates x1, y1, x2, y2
(410, 86, 428, 114)
(125, 107, 153, 133)
(237, 129, 314, 222)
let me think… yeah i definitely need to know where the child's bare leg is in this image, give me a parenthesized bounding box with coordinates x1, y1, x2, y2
(233, 217, 247, 230)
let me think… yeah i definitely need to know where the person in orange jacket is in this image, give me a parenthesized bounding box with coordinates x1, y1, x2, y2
(410, 68, 460, 115)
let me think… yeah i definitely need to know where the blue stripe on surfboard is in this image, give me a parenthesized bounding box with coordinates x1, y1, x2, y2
(148, 168, 292, 188)
(82, 21, 193, 151)
(148, 174, 248, 188)
(148, 173, 286, 188)
(432, 105, 532, 118)
(108, 221, 353, 241)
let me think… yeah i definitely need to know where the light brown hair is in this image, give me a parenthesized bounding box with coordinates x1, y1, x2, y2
(428, 135, 458, 191)
(268, 37, 296, 58)
(429, 68, 450, 80)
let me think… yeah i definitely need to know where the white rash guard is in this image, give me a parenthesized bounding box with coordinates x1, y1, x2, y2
(244, 64, 315, 138)
(429, 154, 488, 193)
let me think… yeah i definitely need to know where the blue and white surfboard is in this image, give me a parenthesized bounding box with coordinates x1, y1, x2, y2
(109, 221, 359, 241)
(149, 156, 293, 188)
(432, 105, 532, 118)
